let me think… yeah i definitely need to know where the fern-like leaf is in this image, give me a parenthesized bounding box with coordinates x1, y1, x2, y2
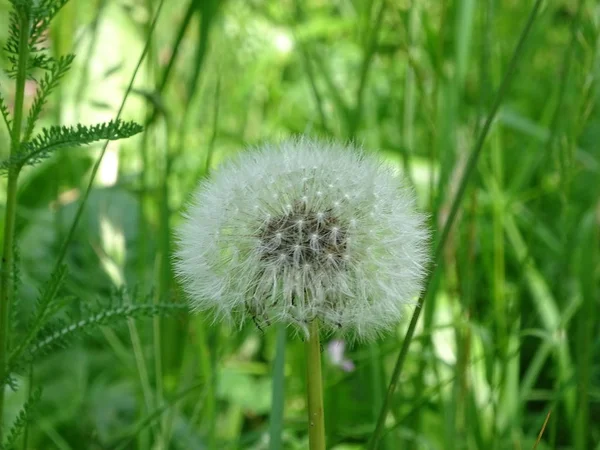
(4, 1, 36, 77)
(5, 1, 69, 54)
(5, 1, 70, 77)
(23, 54, 74, 141)
(3, 8, 21, 57)
(29, 303, 187, 357)
(0, 90, 12, 134)
(7, 264, 67, 371)
(30, 0, 70, 51)
(0, 120, 143, 173)
(5, 54, 56, 78)
(28, 53, 55, 72)
(10, 242, 21, 338)
(2, 388, 41, 450)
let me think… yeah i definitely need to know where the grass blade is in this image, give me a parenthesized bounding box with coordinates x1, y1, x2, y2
(368, 1, 545, 447)
(53, 0, 166, 268)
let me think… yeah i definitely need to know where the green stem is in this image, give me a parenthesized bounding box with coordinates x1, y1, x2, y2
(268, 324, 287, 450)
(0, 6, 31, 437)
(305, 320, 325, 450)
(367, 1, 544, 448)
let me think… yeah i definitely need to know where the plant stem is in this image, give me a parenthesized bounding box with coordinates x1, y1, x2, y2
(268, 324, 287, 450)
(367, 0, 544, 448)
(0, 6, 31, 437)
(305, 320, 325, 450)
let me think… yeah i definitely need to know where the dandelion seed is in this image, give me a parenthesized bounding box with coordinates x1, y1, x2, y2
(174, 137, 430, 341)
(327, 340, 355, 372)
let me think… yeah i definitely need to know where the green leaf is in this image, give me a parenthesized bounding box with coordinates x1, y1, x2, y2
(0, 120, 143, 173)
(3, 8, 22, 57)
(10, 242, 21, 337)
(23, 54, 74, 141)
(6, 264, 68, 374)
(5, 0, 70, 54)
(29, 53, 55, 72)
(0, 90, 11, 133)
(4, 1, 70, 77)
(30, 0, 70, 51)
(2, 388, 41, 450)
(6, 54, 56, 78)
(28, 303, 188, 358)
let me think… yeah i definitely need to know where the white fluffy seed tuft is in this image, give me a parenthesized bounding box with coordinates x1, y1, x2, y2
(174, 137, 430, 341)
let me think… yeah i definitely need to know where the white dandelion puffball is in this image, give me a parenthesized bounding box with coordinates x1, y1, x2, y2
(175, 138, 429, 340)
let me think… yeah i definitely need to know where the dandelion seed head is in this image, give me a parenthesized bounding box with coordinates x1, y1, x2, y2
(175, 137, 430, 341)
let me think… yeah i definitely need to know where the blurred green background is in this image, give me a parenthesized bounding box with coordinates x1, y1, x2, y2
(0, 0, 599, 449)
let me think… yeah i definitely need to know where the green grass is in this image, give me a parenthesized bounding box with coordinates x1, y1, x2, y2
(0, 0, 598, 449)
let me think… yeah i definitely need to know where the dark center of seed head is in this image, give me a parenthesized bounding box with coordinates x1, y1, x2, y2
(258, 204, 348, 268)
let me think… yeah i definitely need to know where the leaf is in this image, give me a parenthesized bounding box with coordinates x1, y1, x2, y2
(3, 8, 21, 57)
(30, 0, 70, 51)
(6, 264, 68, 374)
(10, 242, 21, 337)
(4, 0, 70, 77)
(28, 303, 188, 358)
(0, 90, 11, 133)
(23, 54, 75, 141)
(0, 120, 143, 173)
(5, 54, 56, 78)
(4, 0, 72, 55)
(2, 388, 42, 450)
(28, 53, 55, 72)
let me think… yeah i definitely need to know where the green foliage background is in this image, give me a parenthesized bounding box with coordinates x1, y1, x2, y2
(0, 0, 599, 449)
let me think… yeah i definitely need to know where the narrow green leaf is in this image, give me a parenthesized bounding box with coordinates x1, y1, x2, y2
(112, 383, 204, 450)
(574, 211, 598, 450)
(368, 1, 545, 447)
(505, 214, 576, 420)
(309, 50, 351, 124)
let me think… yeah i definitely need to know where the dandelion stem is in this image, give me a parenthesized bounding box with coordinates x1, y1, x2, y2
(269, 324, 287, 450)
(305, 320, 326, 450)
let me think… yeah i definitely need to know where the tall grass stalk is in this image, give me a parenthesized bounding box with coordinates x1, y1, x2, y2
(574, 212, 597, 450)
(54, 0, 164, 267)
(368, 1, 544, 447)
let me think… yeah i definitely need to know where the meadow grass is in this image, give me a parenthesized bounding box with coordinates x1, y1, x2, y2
(0, 0, 598, 449)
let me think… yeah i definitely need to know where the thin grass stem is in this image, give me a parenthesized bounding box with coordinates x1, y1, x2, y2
(306, 320, 325, 450)
(54, 0, 165, 268)
(368, 1, 544, 447)
(0, 5, 31, 436)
